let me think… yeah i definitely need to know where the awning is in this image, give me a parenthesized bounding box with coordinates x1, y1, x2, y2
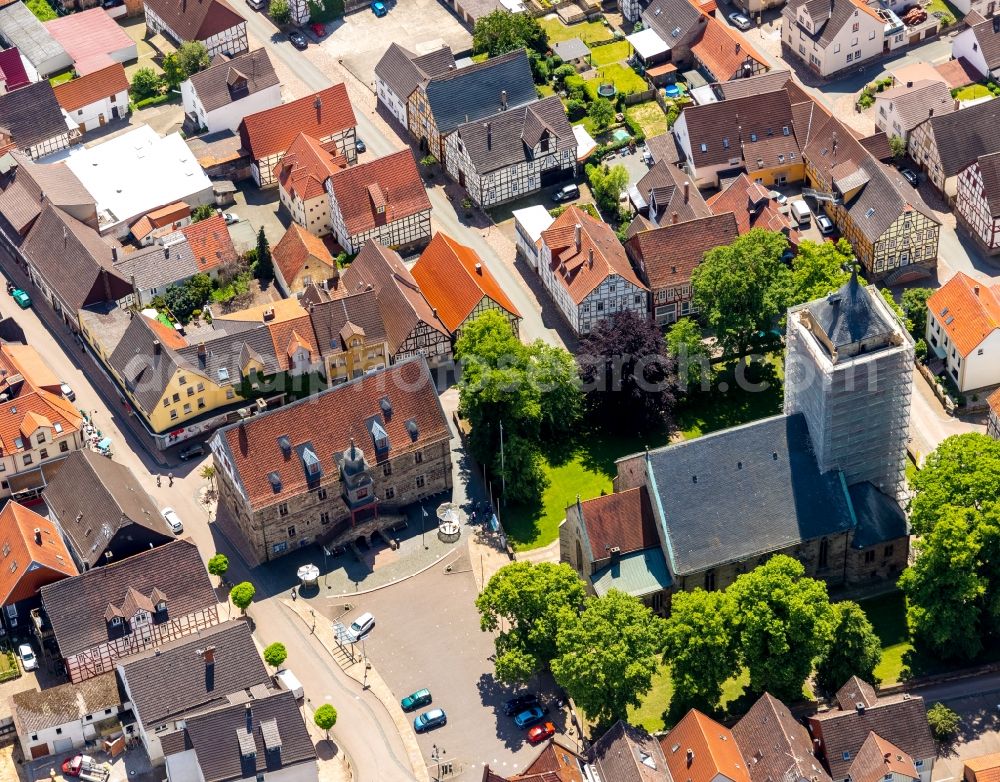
(8, 467, 46, 494)
(627, 28, 669, 61)
(646, 62, 677, 78)
(573, 124, 597, 161)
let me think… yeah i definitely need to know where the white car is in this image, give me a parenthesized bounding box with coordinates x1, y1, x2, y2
(345, 611, 375, 642)
(161, 507, 184, 534)
(817, 214, 835, 235)
(18, 643, 36, 672)
(728, 11, 752, 29)
(222, 212, 239, 225)
(768, 190, 787, 205)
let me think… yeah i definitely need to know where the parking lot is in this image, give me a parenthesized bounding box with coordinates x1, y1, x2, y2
(317, 0, 472, 90)
(338, 546, 571, 780)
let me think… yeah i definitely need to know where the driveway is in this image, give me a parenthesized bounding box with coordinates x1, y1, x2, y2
(316, 0, 472, 90)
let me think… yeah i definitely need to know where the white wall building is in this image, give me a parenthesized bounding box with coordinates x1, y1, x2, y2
(512, 205, 554, 269)
(180, 48, 280, 134)
(926, 271, 1000, 392)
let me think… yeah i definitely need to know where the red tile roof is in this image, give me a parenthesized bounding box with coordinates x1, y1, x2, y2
(626, 213, 739, 292)
(411, 232, 521, 331)
(692, 17, 768, 81)
(275, 133, 348, 202)
(266, 314, 319, 372)
(576, 486, 658, 561)
(240, 84, 356, 161)
(52, 62, 129, 113)
(849, 733, 919, 782)
(541, 205, 648, 305)
(181, 213, 239, 272)
(926, 272, 1000, 356)
(707, 174, 797, 237)
(0, 48, 30, 90)
(965, 754, 1000, 782)
(0, 502, 77, 606)
(328, 149, 431, 237)
(988, 387, 1000, 417)
(131, 201, 191, 242)
(273, 223, 337, 288)
(663, 710, 751, 782)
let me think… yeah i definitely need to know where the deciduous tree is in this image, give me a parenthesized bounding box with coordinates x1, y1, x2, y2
(192, 204, 215, 222)
(163, 42, 210, 88)
(207, 553, 229, 582)
(472, 10, 547, 57)
(901, 287, 934, 340)
(587, 98, 615, 131)
(230, 581, 256, 615)
(585, 163, 628, 217)
(909, 433, 1000, 534)
(888, 134, 907, 161)
(270, 0, 292, 24)
(815, 601, 882, 695)
(313, 704, 337, 739)
(263, 642, 288, 670)
(927, 703, 960, 741)
(665, 317, 711, 390)
(782, 238, 854, 308)
(130, 68, 161, 101)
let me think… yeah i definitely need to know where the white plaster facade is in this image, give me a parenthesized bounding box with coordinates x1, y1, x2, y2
(180, 77, 281, 134)
(375, 77, 409, 128)
(926, 302, 1000, 391)
(782, 2, 887, 78)
(279, 184, 331, 238)
(66, 88, 129, 133)
(17, 702, 122, 759)
(952, 24, 995, 79)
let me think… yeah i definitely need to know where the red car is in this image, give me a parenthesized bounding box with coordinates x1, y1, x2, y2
(528, 722, 556, 744)
(310, 22, 325, 36)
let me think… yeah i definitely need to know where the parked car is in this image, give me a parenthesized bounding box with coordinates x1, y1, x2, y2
(900, 168, 919, 187)
(161, 507, 184, 534)
(503, 693, 540, 716)
(345, 611, 375, 642)
(514, 705, 547, 729)
(728, 11, 752, 29)
(356, 138, 367, 154)
(528, 722, 556, 744)
(817, 214, 835, 235)
(288, 30, 308, 49)
(178, 443, 206, 461)
(551, 184, 580, 203)
(768, 190, 787, 205)
(61, 755, 107, 778)
(413, 708, 446, 732)
(60, 382, 75, 401)
(275, 668, 304, 699)
(789, 200, 812, 226)
(401, 689, 432, 711)
(246, 0, 266, 8)
(221, 212, 239, 225)
(12, 289, 30, 309)
(371, 0, 387, 15)
(18, 643, 36, 672)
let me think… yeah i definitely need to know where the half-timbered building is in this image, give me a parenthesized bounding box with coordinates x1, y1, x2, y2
(0, 80, 72, 159)
(304, 287, 390, 382)
(987, 388, 1000, 439)
(37, 540, 220, 683)
(144, 0, 248, 59)
(445, 95, 577, 208)
(691, 16, 769, 82)
(539, 206, 649, 335)
(327, 149, 432, 254)
(374, 43, 456, 129)
(956, 151, 1000, 255)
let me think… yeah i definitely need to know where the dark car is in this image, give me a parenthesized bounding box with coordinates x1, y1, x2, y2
(178, 443, 206, 461)
(288, 30, 308, 49)
(503, 693, 539, 716)
(401, 689, 432, 711)
(900, 168, 919, 187)
(356, 138, 367, 154)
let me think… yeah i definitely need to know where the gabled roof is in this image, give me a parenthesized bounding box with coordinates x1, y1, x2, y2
(715, 69, 792, 100)
(0, 79, 68, 151)
(12, 671, 120, 734)
(275, 132, 348, 202)
(423, 49, 536, 136)
(44, 7, 135, 75)
(53, 62, 129, 112)
(0, 501, 77, 606)
(858, 132, 893, 162)
(633, 161, 711, 222)
(411, 232, 521, 331)
(43, 449, 172, 569)
(273, 223, 336, 287)
(965, 753, 1000, 782)
(573, 486, 659, 562)
(0, 2, 66, 70)
(328, 149, 430, 236)
(642, 0, 706, 49)
(920, 96, 1000, 179)
(144, 0, 244, 43)
(626, 212, 739, 291)
(646, 132, 682, 166)
(662, 710, 750, 782)
(239, 84, 356, 161)
(875, 79, 955, 134)
(131, 202, 191, 243)
(40, 540, 217, 656)
(181, 213, 239, 272)
(849, 732, 919, 782)
(926, 271, 1000, 356)
(510, 739, 586, 782)
(0, 47, 30, 90)
(733, 693, 833, 782)
(373, 42, 455, 103)
(589, 720, 669, 782)
(785, 0, 881, 48)
(188, 48, 278, 114)
(540, 205, 648, 305)
(973, 150, 1000, 217)
(691, 16, 768, 81)
(967, 12, 1000, 73)
(707, 174, 795, 236)
(306, 288, 386, 356)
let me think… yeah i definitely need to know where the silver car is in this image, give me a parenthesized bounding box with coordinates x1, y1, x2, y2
(728, 11, 752, 29)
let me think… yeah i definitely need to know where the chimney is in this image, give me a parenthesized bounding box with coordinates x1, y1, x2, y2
(314, 95, 322, 113)
(955, 99, 961, 111)
(609, 545, 621, 563)
(474, 263, 482, 275)
(245, 702, 253, 734)
(485, 122, 492, 150)
(263, 307, 275, 321)
(198, 342, 207, 366)
(574, 223, 582, 252)
(975, 285, 981, 296)
(687, 749, 695, 766)
(153, 339, 161, 355)
(735, 42, 741, 53)
(588, 247, 594, 268)
(906, 80, 913, 88)
(683, 181, 690, 203)
(856, 702, 866, 715)
(201, 645, 216, 664)
(33, 528, 41, 545)
(929, 108, 934, 117)
(165, 245, 170, 259)
(671, 211, 679, 225)
(500, 89, 508, 110)
(112, 246, 118, 262)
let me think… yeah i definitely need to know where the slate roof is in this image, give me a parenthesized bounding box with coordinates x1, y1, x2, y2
(662, 709, 750, 782)
(804, 272, 899, 356)
(328, 149, 430, 235)
(643, 413, 854, 576)
(423, 49, 536, 136)
(373, 42, 455, 103)
(306, 288, 387, 356)
(274, 132, 347, 202)
(849, 732, 919, 782)
(182, 213, 239, 273)
(811, 687, 936, 780)
(189, 48, 278, 114)
(120, 621, 271, 727)
(634, 161, 711, 222)
(626, 213, 739, 292)
(920, 96, 1000, 179)
(876, 79, 955, 135)
(0, 3, 66, 69)
(849, 482, 909, 549)
(273, 223, 336, 288)
(144, 0, 244, 43)
(691, 16, 768, 81)
(733, 693, 833, 782)
(213, 357, 449, 511)
(452, 96, 574, 174)
(575, 486, 659, 561)
(715, 69, 792, 100)
(239, 84, 355, 161)
(925, 271, 1000, 356)
(182, 690, 316, 782)
(0, 501, 77, 606)
(646, 132, 682, 166)
(12, 671, 120, 733)
(0, 47, 30, 90)
(40, 539, 216, 657)
(53, 62, 129, 112)
(43, 449, 172, 569)
(589, 720, 669, 782)
(411, 232, 521, 331)
(0, 79, 68, 151)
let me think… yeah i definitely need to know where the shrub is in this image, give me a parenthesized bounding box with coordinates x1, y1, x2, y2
(857, 92, 875, 110)
(564, 74, 587, 102)
(927, 703, 960, 741)
(553, 64, 576, 85)
(134, 94, 172, 110)
(623, 112, 645, 144)
(130, 68, 162, 101)
(566, 98, 586, 121)
(914, 338, 927, 361)
(588, 97, 615, 131)
(271, 0, 292, 24)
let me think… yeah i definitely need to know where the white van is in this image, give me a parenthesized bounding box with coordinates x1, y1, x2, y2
(790, 200, 811, 226)
(275, 668, 304, 700)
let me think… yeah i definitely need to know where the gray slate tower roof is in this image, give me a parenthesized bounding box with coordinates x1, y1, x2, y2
(805, 269, 898, 361)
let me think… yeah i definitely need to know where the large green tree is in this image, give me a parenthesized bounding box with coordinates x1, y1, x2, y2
(815, 601, 882, 694)
(476, 562, 587, 683)
(901, 287, 934, 338)
(909, 433, 1000, 534)
(662, 589, 741, 713)
(782, 238, 854, 308)
(163, 41, 210, 87)
(691, 229, 789, 360)
(729, 555, 836, 702)
(552, 590, 665, 724)
(585, 163, 629, 218)
(472, 10, 547, 57)
(665, 317, 711, 390)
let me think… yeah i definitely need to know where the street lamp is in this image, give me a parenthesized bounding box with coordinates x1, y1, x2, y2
(431, 744, 446, 781)
(421, 506, 429, 550)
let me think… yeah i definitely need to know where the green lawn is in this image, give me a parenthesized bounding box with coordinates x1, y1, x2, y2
(540, 17, 610, 45)
(926, 0, 961, 22)
(26, 0, 56, 21)
(626, 101, 668, 138)
(955, 83, 991, 101)
(49, 70, 74, 87)
(585, 63, 649, 99)
(628, 667, 751, 732)
(858, 592, 911, 685)
(589, 40, 631, 67)
(537, 83, 556, 98)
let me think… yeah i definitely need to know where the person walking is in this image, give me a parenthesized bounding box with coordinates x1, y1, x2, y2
(167, 472, 174, 487)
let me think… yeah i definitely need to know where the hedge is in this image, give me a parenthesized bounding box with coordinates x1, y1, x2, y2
(132, 94, 173, 110)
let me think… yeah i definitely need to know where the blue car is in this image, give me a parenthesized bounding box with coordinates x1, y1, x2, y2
(414, 708, 446, 733)
(371, 0, 387, 15)
(514, 706, 546, 729)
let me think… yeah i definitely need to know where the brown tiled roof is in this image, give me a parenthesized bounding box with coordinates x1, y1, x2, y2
(589, 720, 669, 782)
(52, 62, 128, 112)
(733, 693, 832, 782)
(635, 161, 711, 223)
(215, 358, 449, 511)
(275, 133, 348, 202)
(691, 16, 768, 81)
(576, 486, 658, 561)
(926, 271, 1000, 356)
(646, 133, 681, 166)
(849, 732, 919, 782)
(836, 676, 878, 710)
(876, 79, 955, 135)
(706, 174, 795, 236)
(935, 57, 981, 89)
(988, 387, 1000, 417)
(0, 501, 76, 606)
(0, 80, 67, 151)
(968, 14, 1000, 72)
(307, 287, 387, 357)
(39, 540, 217, 657)
(411, 232, 521, 331)
(131, 201, 190, 242)
(716, 69, 792, 100)
(144, 0, 244, 43)
(511, 738, 586, 781)
(966, 754, 1000, 782)
(328, 149, 430, 237)
(858, 132, 893, 162)
(662, 710, 750, 782)
(181, 213, 238, 272)
(12, 671, 120, 734)
(273, 223, 336, 288)
(239, 84, 356, 162)
(265, 312, 320, 372)
(920, 96, 1000, 179)
(541, 205, 648, 305)
(975, 151, 1000, 217)
(188, 48, 278, 114)
(373, 42, 456, 102)
(626, 212, 738, 291)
